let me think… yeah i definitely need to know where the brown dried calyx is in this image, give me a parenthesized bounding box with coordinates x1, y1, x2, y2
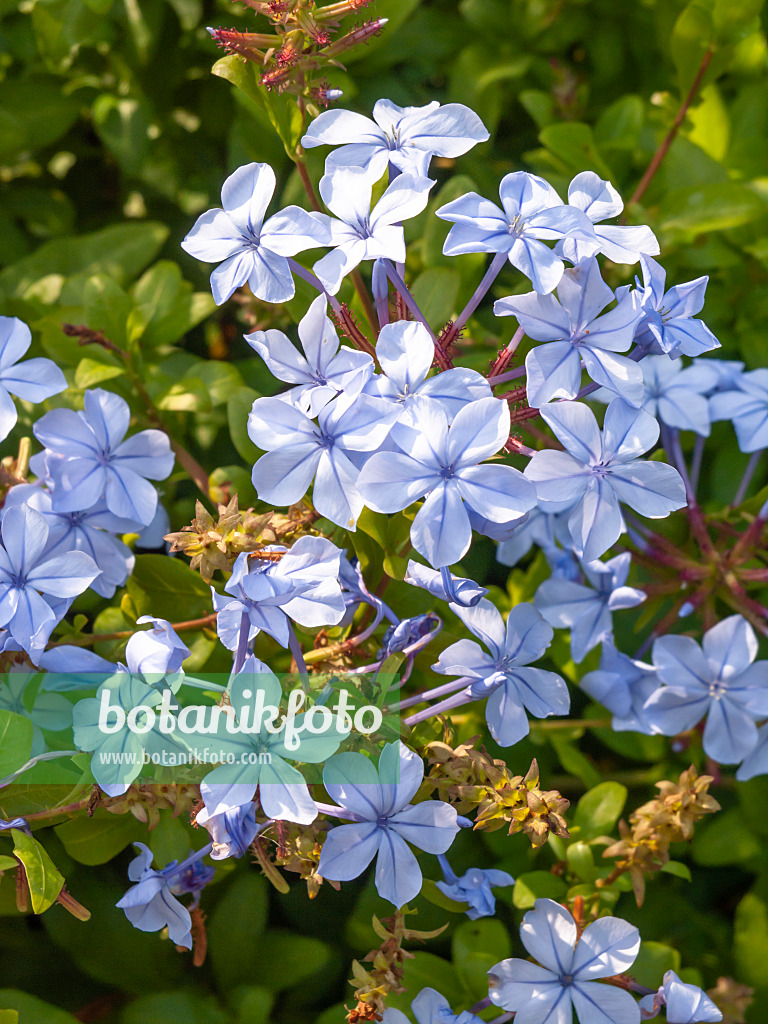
(165, 496, 318, 582)
(424, 741, 569, 848)
(602, 765, 720, 905)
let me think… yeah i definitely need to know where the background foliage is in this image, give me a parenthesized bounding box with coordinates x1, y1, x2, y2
(1, 0, 768, 1021)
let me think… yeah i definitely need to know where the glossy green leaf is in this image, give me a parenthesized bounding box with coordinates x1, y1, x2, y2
(0, 711, 33, 779)
(11, 830, 64, 914)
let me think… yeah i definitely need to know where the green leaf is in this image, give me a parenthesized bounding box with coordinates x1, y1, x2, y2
(0, 710, 33, 778)
(594, 95, 645, 151)
(734, 892, 768, 990)
(131, 554, 213, 620)
(452, 919, 511, 998)
(121, 992, 229, 1024)
(74, 357, 124, 389)
(11, 829, 64, 914)
(212, 56, 303, 158)
(0, 1011, 18, 1024)
(209, 874, 269, 992)
(92, 95, 152, 176)
(550, 737, 602, 789)
(538, 123, 614, 178)
(566, 841, 598, 882)
(410, 268, 461, 327)
(248, 931, 333, 991)
(54, 811, 145, 866)
(386, 952, 465, 1014)
(661, 860, 692, 881)
(83, 274, 134, 349)
(0, 856, 18, 872)
(631, 942, 681, 989)
(0, 223, 169, 300)
(227, 386, 260, 462)
(659, 181, 767, 236)
(191, 360, 244, 407)
(692, 807, 761, 865)
(574, 782, 628, 840)
(512, 871, 568, 909)
(0, 79, 79, 161)
(0, 992, 77, 1024)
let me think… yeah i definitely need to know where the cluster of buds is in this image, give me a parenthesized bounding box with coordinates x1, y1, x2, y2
(423, 742, 570, 848)
(601, 766, 720, 905)
(101, 782, 202, 829)
(165, 495, 318, 583)
(347, 910, 447, 1023)
(266, 818, 336, 897)
(207, 0, 386, 109)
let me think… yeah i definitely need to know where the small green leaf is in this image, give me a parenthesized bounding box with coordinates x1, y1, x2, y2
(227, 386, 261, 463)
(631, 942, 681, 989)
(574, 782, 628, 840)
(55, 811, 145, 866)
(452, 919, 511, 998)
(512, 871, 568, 909)
(11, 829, 64, 914)
(74, 357, 124, 389)
(661, 860, 692, 881)
(734, 892, 768, 990)
(0, 709, 33, 779)
(213, 56, 303, 158)
(659, 181, 767, 235)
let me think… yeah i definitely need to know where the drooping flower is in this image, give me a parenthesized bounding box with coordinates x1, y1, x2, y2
(495, 257, 644, 406)
(301, 98, 489, 181)
(644, 614, 768, 764)
(639, 970, 722, 1022)
(181, 162, 331, 304)
(534, 553, 646, 664)
(404, 561, 488, 608)
(0, 316, 66, 442)
(436, 855, 514, 920)
(488, 898, 641, 1024)
(430, 600, 569, 746)
(524, 399, 686, 562)
(194, 786, 263, 859)
(357, 398, 537, 568)
(313, 171, 434, 294)
(436, 172, 599, 294)
(317, 741, 461, 907)
(244, 293, 373, 417)
(116, 842, 214, 948)
(32, 388, 174, 526)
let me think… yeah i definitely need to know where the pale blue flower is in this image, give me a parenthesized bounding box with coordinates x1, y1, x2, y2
(301, 99, 489, 181)
(488, 898, 641, 1024)
(245, 293, 373, 417)
(644, 614, 768, 764)
(0, 504, 100, 656)
(213, 537, 346, 651)
(317, 741, 461, 907)
(357, 397, 536, 568)
(736, 720, 768, 781)
(639, 970, 722, 1022)
(196, 657, 342, 825)
(534, 553, 646, 663)
(366, 319, 491, 429)
(495, 258, 644, 406)
(249, 392, 399, 530)
(313, 171, 434, 294)
(383, 988, 485, 1024)
(436, 855, 514, 919)
(579, 643, 658, 734)
(557, 172, 659, 266)
(32, 388, 174, 526)
(634, 257, 719, 357)
(709, 368, 768, 452)
(3, 484, 136, 599)
(524, 399, 686, 562)
(637, 356, 712, 436)
(436, 172, 599, 294)
(0, 316, 66, 442)
(181, 162, 331, 304)
(432, 600, 569, 746)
